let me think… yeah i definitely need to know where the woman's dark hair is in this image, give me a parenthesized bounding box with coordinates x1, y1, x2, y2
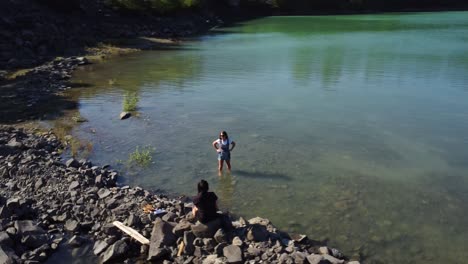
(197, 179, 209, 193)
(219, 131, 229, 140)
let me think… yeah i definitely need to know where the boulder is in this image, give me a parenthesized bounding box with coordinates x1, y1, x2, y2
(148, 218, 177, 261)
(246, 224, 269, 242)
(319, 246, 329, 255)
(97, 188, 112, 199)
(292, 251, 307, 264)
(232, 236, 243, 247)
(247, 217, 270, 226)
(64, 219, 80, 232)
(322, 254, 344, 264)
(68, 181, 80, 190)
(173, 219, 192, 237)
(0, 246, 14, 264)
(0, 232, 13, 248)
(65, 158, 80, 168)
(306, 254, 325, 264)
(162, 212, 177, 222)
(223, 245, 242, 263)
(191, 218, 221, 238)
(183, 231, 195, 255)
(214, 228, 228, 244)
(101, 240, 128, 263)
(21, 234, 49, 248)
(14, 220, 45, 236)
(7, 138, 23, 148)
(120, 112, 131, 120)
(93, 240, 109, 255)
(0, 206, 10, 219)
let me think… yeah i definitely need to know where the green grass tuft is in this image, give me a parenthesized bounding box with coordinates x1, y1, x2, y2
(129, 146, 154, 166)
(122, 92, 139, 112)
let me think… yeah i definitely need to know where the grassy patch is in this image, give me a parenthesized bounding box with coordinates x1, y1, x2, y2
(129, 146, 155, 166)
(85, 43, 139, 63)
(6, 68, 33, 80)
(122, 92, 139, 112)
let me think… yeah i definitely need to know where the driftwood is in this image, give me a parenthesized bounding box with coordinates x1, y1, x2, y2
(113, 221, 150, 245)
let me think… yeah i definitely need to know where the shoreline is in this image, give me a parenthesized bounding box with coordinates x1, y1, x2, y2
(0, 125, 360, 263)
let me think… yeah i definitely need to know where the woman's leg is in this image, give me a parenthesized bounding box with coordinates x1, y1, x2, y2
(226, 160, 231, 171)
(218, 159, 224, 172)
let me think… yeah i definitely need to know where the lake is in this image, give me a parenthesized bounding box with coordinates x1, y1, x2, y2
(63, 11, 468, 263)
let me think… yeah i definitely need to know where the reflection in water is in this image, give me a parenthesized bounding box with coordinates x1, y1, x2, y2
(234, 169, 292, 181)
(216, 172, 236, 210)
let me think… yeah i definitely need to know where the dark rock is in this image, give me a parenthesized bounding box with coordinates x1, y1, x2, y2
(125, 214, 141, 228)
(173, 219, 192, 237)
(0, 246, 15, 264)
(7, 138, 23, 148)
(0, 206, 10, 219)
(306, 254, 326, 264)
(247, 224, 269, 242)
(97, 189, 112, 199)
(191, 218, 221, 238)
(65, 158, 80, 168)
(0, 232, 13, 248)
(322, 254, 344, 264)
(68, 235, 85, 247)
(68, 181, 80, 190)
(162, 212, 177, 222)
(292, 251, 307, 264)
(21, 234, 49, 249)
(120, 112, 131, 120)
(203, 238, 216, 250)
(148, 218, 177, 261)
(6, 198, 19, 210)
(214, 242, 227, 257)
(223, 245, 242, 263)
(14, 221, 45, 236)
(193, 246, 202, 257)
(102, 223, 119, 236)
(330, 248, 343, 259)
(101, 240, 128, 263)
(34, 178, 45, 190)
(95, 175, 103, 187)
(214, 228, 228, 244)
(183, 231, 195, 255)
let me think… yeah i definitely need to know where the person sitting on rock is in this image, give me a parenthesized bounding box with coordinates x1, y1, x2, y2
(192, 179, 219, 224)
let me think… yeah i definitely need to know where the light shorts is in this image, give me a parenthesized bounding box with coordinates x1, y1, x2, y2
(218, 151, 231, 161)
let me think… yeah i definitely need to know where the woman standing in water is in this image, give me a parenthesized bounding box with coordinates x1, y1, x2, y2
(212, 131, 236, 173)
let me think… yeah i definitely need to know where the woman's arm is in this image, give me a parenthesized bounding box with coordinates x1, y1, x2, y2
(192, 205, 198, 217)
(230, 141, 236, 151)
(212, 140, 220, 152)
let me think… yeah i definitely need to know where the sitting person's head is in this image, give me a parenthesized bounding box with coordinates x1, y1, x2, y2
(198, 179, 209, 194)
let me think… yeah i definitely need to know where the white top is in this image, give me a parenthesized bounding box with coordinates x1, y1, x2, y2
(215, 138, 234, 146)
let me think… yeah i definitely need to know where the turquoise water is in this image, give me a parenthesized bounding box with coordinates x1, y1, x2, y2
(66, 12, 468, 263)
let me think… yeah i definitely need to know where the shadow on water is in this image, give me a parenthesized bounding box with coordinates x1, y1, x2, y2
(0, 38, 196, 124)
(233, 169, 292, 181)
(0, 78, 78, 124)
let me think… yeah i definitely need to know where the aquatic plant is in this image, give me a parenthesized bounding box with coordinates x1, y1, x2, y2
(129, 146, 154, 166)
(122, 92, 140, 112)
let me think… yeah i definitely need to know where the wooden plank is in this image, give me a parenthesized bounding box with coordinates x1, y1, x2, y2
(113, 221, 150, 245)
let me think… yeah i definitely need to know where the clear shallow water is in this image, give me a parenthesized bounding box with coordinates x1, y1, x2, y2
(64, 12, 468, 263)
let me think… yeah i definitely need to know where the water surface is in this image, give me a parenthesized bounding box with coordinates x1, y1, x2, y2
(65, 12, 468, 263)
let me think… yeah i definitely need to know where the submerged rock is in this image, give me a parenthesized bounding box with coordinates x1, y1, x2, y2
(120, 112, 131, 120)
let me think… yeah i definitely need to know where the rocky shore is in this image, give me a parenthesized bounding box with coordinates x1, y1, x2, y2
(0, 126, 361, 263)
